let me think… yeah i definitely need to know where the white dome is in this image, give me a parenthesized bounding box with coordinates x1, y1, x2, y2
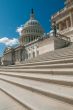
(20, 9, 45, 45)
(21, 18, 44, 35)
(21, 10, 44, 35)
(24, 19, 39, 28)
(21, 18, 44, 36)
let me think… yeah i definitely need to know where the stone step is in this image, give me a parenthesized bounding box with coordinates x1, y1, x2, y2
(26, 56, 73, 64)
(1, 44, 73, 110)
(25, 55, 73, 62)
(22, 47, 73, 63)
(21, 58, 73, 66)
(0, 80, 73, 110)
(1, 75, 73, 102)
(36, 52, 73, 58)
(0, 68, 73, 75)
(27, 49, 73, 58)
(8, 57, 73, 67)
(0, 90, 27, 110)
(1, 63, 73, 69)
(0, 72, 73, 86)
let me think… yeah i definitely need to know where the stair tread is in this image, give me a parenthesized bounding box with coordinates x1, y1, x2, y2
(0, 72, 73, 83)
(0, 90, 27, 110)
(1, 75, 73, 101)
(0, 68, 73, 73)
(1, 63, 73, 69)
(0, 80, 73, 110)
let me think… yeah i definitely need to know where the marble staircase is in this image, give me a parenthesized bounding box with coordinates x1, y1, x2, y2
(0, 44, 73, 110)
(21, 43, 73, 64)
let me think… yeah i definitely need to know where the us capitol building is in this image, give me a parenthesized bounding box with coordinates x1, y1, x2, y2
(2, 0, 73, 65)
(1, 1, 73, 110)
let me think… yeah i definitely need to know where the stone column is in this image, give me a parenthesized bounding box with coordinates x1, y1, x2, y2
(24, 37, 25, 44)
(22, 37, 23, 45)
(33, 36, 34, 41)
(34, 36, 36, 40)
(26, 37, 28, 43)
(20, 49, 22, 62)
(66, 19, 69, 28)
(29, 36, 31, 42)
(28, 36, 30, 42)
(25, 37, 27, 43)
(59, 23, 62, 31)
(35, 45, 37, 57)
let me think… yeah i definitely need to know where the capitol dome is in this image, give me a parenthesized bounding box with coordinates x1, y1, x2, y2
(20, 9, 44, 45)
(24, 19, 39, 28)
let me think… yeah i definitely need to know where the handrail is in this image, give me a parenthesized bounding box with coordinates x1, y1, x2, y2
(57, 33, 71, 42)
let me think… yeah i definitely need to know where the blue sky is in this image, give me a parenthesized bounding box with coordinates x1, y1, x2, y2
(0, 0, 64, 56)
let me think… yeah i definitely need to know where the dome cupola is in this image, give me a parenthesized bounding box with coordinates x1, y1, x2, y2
(19, 9, 44, 45)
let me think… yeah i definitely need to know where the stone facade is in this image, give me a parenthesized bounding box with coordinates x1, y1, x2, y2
(2, 47, 15, 65)
(51, 0, 73, 42)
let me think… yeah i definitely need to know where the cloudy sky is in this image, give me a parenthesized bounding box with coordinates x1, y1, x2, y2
(0, 0, 64, 56)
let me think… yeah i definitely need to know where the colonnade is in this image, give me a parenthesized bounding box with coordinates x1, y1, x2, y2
(21, 35, 40, 44)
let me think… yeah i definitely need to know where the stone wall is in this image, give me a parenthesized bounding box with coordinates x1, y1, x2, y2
(54, 37, 67, 49)
(38, 38, 54, 55)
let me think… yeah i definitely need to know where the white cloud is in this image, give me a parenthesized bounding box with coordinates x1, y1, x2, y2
(0, 37, 19, 46)
(16, 25, 23, 35)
